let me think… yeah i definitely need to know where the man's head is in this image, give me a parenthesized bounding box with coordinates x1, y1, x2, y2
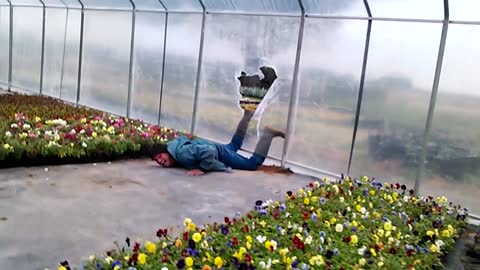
(154, 151, 177, 168)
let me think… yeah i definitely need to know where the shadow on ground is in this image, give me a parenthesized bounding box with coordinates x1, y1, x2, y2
(0, 159, 316, 270)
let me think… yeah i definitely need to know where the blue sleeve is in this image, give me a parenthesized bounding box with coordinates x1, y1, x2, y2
(193, 144, 229, 172)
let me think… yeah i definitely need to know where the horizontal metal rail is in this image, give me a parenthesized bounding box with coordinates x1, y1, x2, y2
(206, 10, 301, 18)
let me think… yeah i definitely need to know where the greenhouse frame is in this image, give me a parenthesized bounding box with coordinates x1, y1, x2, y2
(0, 0, 479, 215)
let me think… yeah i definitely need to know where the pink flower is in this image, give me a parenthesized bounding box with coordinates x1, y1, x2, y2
(94, 115, 102, 120)
(28, 133, 37, 139)
(141, 132, 150, 138)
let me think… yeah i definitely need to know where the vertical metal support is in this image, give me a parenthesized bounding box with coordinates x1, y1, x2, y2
(76, 0, 84, 105)
(7, 0, 12, 91)
(126, 0, 136, 118)
(414, 0, 449, 195)
(281, 0, 305, 167)
(347, 0, 372, 175)
(190, 0, 206, 135)
(158, 7, 168, 125)
(59, 4, 69, 99)
(39, 0, 46, 94)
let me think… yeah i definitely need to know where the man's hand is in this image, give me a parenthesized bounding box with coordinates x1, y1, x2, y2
(187, 169, 205, 176)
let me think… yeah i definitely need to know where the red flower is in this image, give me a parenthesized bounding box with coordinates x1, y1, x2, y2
(407, 249, 414, 257)
(183, 231, 189, 240)
(350, 186, 354, 191)
(156, 228, 168, 238)
(133, 242, 140, 252)
(233, 237, 239, 246)
(389, 248, 397, 254)
(224, 217, 230, 224)
(270, 246, 274, 252)
(303, 213, 309, 220)
(232, 218, 237, 223)
(293, 236, 301, 245)
(244, 225, 250, 233)
(344, 236, 351, 243)
(395, 183, 400, 189)
(245, 254, 252, 262)
(297, 242, 305, 250)
(162, 254, 169, 262)
(308, 183, 314, 188)
(247, 213, 253, 219)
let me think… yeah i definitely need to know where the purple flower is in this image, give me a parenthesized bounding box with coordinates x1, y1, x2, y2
(292, 261, 298, 268)
(259, 209, 267, 216)
(320, 197, 327, 204)
(311, 213, 318, 221)
(221, 225, 229, 235)
(279, 204, 286, 211)
(351, 226, 358, 232)
(333, 248, 339, 255)
(277, 225, 283, 234)
(319, 231, 326, 238)
(227, 240, 233, 247)
(176, 258, 186, 269)
(363, 189, 368, 196)
(112, 260, 121, 268)
(318, 245, 323, 253)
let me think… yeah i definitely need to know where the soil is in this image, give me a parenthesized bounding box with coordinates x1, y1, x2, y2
(257, 165, 293, 175)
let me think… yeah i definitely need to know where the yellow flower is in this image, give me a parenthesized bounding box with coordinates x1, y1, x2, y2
(138, 253, 147, 265)
(89, 255, 96, 261)
(3, 143, 11, 150)
(113, 266, 120, 270)
(384, 222, 392, 231)
(105, 257, 114, 264)
(205, 252, 211, 261)
(307, 190, 312, 196)
(265, 240, 272, 250)
(214, 257, 223, 268)
(303, 198, 310, 205)
(246, 235, 253, 243)
(188, 222, 196, 231)
(442, 230, 451, 237)
(352, 220, 358, 227)
(377, 261, 384, 267)
(351, 234, 358, 244)
(193, 232, 202, 243)
(324, 221, 330, 228)
(246, 242, 252, 249)
(186, 257, 194, 267)
(92, 132, 97, 138)
(426, 230, 434, 237)
(239, 247, 247, 255)
(369, 202, 373, 208)
(175, 239, 183, 247)
(361, 176, 368, 182)
(309, 255, 324, 266)
(259, 221, 267, 227)
(430, 244, 438, 253)
(311, 196, 318, 203)
(145, 241, 156, 253)
(392, 192, 399, 200)
(80, 117, 87, 124)
(59, 267, 67, 270)
(369, 190, 375, 196)
(279, 248, 289, 256)
(359, 258, 366, 266)
(370, 248, 377, 257)
(330, 217, 337, 224)
(298, 188, 304, 196)
(356, 205, 362, 212)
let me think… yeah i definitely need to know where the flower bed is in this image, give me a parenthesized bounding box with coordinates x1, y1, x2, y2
(0, 93, 183, 167)
(60, 176, 467, 270)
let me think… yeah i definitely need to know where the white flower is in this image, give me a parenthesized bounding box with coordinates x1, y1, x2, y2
(305, 236, 313, 245)
(82, 142, 87, 148)
(161, 268, 168, 270)
(23, 124, 31, 129)
(358, 246, 367, 255)
(435, 240, 445, 249)
(259, 261, 266, 269)
(70, 129, 76, 134)
(10, 123, 18, 129)
(89, 255, 95, 261)
(271, 240, 278, 250)
(404, 196, 410, 202)
(5, 131, 12, 137)
(320, 237, 325, 244)
(360, 207, 366, 214)
(256, 235, 267, 244)
(79, 129, 85, 134)
(335, 223, 343, 233)
(352, 213, 357, 219)
(346, 206, 351, 212)
(339, 197, 345, 203)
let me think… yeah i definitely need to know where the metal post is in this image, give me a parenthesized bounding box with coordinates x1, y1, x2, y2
(76, 0, 84, 105)
(414, 0, 449, 195)
(190, 0, 206, 135)
(347, 0, 372, 175)
(280, 0, 305, 167)
(6, 0, 12, 91)
(158, 0, 168, 125)
(126, 0, 136, 118)
(59, 2, 69, 99)
(39, 0, 46, 94)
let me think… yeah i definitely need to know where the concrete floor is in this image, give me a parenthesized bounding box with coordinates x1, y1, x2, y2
(0, 159, 317, 270)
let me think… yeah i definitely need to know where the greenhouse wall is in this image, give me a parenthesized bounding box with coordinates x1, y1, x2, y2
(0, 0, 479, 214)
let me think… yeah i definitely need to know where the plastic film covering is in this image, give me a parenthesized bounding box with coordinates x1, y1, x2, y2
(42, 7, 67, 98)
(81, 0, 132, 10)
(203, 0, 300, 14)
(160, 0, 202, 12)
(11, 6, 43, 92)
(10, 0, 41, 6)
(367, 0, 443, 20)
(0, 0, 9, 5)
(80, 10, 132, 115)
(160, 13, 201, 132)
(450, 0, 480, 22)
(130, 11, 166, 123)
(133, 0, 165, 11)
(303, 0, 367, 17)
(288, 19, 367, 174)
(59, 8, 81, 102)
(350, 21, 442, 186)
(419, 24, 480, 214)
(196, 14, 300, 159)
(61, 0, 81, 9)
(42, 0, 65, 8)
(0, 4, 10, 86)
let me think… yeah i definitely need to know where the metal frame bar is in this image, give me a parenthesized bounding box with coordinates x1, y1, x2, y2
(189, 0, 206, 135)
(75, 0, 84, 105)
(281, 0, 305, 167)
(347, 0, 372, 175)
(206, 10, 301, 18)
(126, 0, 136, 117)
(157, 0, 168, 125)
(306, 14, 443, 23)
(6, 0, 12, 91)
(39, 0, 46, 94)
(59, 1, 69, 98)
(414, 0, 450, 195)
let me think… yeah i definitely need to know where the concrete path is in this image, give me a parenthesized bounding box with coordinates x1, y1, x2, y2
(0, 159, 317, 270)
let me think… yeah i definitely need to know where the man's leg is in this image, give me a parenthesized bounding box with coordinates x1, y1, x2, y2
(250, 126, 286, 165)
(225, 110, 255, 152)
